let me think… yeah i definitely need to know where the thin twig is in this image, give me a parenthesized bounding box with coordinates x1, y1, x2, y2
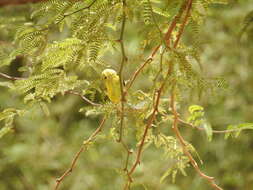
(124, 0, 188, 94)
(54, 116, 106, 190)
(120, 140, 133, 186)
(128, 62, 173, 177)
(147, 0, 163, 39)
(170, 87, 223, 190)
(168, 2, 223, 189)
(125, 0, 193, 184)
(0, 72, 24, 81)
(173, 0, 193, 48)
(152, 48, 166, 89)
(118, 0, 127, 142)
(117, 1, 134, 187)
(178, 119, 252, 134)
(121, 141, 132, 171)
(164, 0, 188, 47)
(66, 90, 101, 107)
(124, 45, 160, 94)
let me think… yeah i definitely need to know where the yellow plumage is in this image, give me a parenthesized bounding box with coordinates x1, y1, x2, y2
(102, 69, 121, 103)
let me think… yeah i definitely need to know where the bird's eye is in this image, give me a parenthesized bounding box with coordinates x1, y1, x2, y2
(104, 76, 107, 79)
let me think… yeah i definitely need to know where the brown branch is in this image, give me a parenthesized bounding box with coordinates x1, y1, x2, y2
(124, 0, 194, 184)
(128, 62, 173, 177)
(164, 0, 188, 47)
(173, 0, 193, 48)
(0, 0, 43, 7)
(66, 90, 101, 107)
(170, 89, 223, 190)
(124, 0, 189, 94)
(124, 44, 160, 94)
(54, 116, 106, 190)
(0, 72, 24, 81)
(118, 0, 127, 142)
(116, 2, 134, 182)
(120, 140, 133, 188)
(167, 1, 222, 189)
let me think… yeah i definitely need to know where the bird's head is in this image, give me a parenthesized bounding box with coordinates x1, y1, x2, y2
(102, 69, 118, 80)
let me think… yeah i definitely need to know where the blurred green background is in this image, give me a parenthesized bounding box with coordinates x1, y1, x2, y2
(0, 1, 253, 190)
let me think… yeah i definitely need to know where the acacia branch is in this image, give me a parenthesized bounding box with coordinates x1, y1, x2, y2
(0, 72, 24, 81)
(167, 1, 222, 189)
(118, 0, 127, 142)
(164, 0, 188, 47)
(173, 0, 193, 48)
(66, 90, 101, 107)
(125, 0, 194, 182)
(54, 116, 106, 190)
(147, 0, 162, 39)
(128, 62, 173, 178)
(116, 1, 134, 186)
(124, 45, 160, 94)
(124, 0, 189, 94)
(170, 89, 223, 190)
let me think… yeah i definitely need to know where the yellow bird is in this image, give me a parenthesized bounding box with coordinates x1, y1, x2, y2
(102, 69, 121, 103)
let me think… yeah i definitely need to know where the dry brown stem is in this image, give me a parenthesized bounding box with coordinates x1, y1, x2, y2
(54, 116, 106, 190)
(0, 72, 24, 81)
(170, 89, 223, 190)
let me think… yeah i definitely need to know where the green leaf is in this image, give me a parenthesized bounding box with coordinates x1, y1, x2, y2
(225, 123, 253, 139)
(187, 105, 205, 127)
(202, 122, 213, 141)
(0, 127, 13, 139)
(225, 125, 234, 139)
(39, 102, 50, 116)
(160, 168, 172, 183)
(188, 105, 204, 114)
(0, 108, 24, 139)
(188, 144, 203, 165)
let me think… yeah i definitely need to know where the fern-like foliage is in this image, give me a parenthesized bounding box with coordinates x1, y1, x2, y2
(142, 0, 153, 25)
(152, 133, 190, 183)
(31, 0, 74, 24)
(15, 69, 82, 102)
(12, 25, 48, 56)
(41, 38, 83, 71)
(0, 108, 25, 138)
(0, 43, 16, 68)
(0, 0, 245, 188)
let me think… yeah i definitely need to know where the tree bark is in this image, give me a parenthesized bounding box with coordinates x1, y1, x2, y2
(0, 0, 44, 7)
